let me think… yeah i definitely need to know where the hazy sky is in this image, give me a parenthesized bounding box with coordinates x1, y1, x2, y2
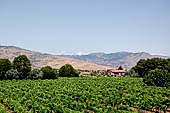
(0, 0, 170, 56)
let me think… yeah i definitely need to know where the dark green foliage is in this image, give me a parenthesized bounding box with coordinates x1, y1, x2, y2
(124, 69, 138, 77)
(0, 59, 11, 80)
(133, 59, 146, 77)
(133, 58, 170, 77)
(118, 65, 123, 70)
(134, 58, 170, 88)
(90, 71, 97, 76)
(143, 69, 170, 87)
(90, 72, 103, 77)
(28, 69, 43, 80)
(59, 64, 79, 77)
(13, 55, 31, 79)
(167, 58, 170, 62)
(5, 69, 19, 80)
(41, 66, 58, 79)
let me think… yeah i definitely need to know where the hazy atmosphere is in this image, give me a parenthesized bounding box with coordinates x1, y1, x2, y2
(0, 0, 170, 56)
(1, 1, 170, 112)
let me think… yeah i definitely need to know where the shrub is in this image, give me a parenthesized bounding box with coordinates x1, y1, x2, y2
(90, 72, 97, 76)
(13, 55, 31, 79)
(59, 64, 79, 77)
(28, 69, 43, 80)
(143, 69, 170, 87)
(41, 66, 58, 79)
(5, 69, 19, 80)
(124, 69, 138, 77)
(0, 59, 12, 80)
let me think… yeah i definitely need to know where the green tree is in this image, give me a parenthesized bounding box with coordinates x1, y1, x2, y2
(41, 66, 58, 79)
(0, 59, 12, 80)
(143, 69, 170, 88)
(13, 55, 31, 79)
(5, 69, 19, 80)
(133, 58, 170, 77)
(118, 66, 123, 70)
(28, 68, 43, 80)
(132, 59, 146, 77)
(59, 64, 79, 77)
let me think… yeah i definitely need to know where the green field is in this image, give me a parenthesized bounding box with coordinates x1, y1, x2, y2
(0, 77, 170, 113)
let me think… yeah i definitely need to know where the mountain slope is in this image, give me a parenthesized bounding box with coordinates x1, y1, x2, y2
(60, 52, 169, 69)
(0, 46, 113, 70)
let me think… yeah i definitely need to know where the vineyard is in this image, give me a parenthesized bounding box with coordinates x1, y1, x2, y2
(0, 77, 170, 113)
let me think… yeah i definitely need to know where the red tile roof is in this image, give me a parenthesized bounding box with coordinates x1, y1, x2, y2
(108, 69, 126, 73)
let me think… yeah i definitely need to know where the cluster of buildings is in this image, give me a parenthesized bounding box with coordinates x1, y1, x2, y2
(99, 69, 126, 77)
(79, 68, 127, 77)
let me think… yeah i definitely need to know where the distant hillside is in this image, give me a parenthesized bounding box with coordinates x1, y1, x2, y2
(60, 52, 169, 69)
(0, 46, 113, 70)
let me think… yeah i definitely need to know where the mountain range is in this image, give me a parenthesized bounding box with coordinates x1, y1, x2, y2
(0, 45, 168, 70)
(60, 52, 169, 69)
(0, 46, 112, 70)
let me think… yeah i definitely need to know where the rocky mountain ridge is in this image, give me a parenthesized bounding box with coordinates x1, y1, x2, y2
(60, 52, 169, 69)
(0, 46, 113, 70)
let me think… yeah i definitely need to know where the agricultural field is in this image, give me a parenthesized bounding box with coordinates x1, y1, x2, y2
(0, 77, 170, 113)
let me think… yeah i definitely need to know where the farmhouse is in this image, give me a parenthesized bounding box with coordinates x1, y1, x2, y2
(107, 69, 126, 77)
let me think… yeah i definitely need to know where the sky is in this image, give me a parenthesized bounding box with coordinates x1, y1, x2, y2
(0, 0, 170, 56)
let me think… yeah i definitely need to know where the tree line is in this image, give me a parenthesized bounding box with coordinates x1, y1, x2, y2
(0, 55, 79, 80)
(1, 55, 170, 88)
